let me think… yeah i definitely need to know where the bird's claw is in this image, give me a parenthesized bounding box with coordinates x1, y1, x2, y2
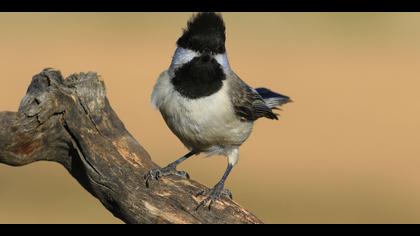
(195, 186, 233, 211)
(144, 165, 190, 188)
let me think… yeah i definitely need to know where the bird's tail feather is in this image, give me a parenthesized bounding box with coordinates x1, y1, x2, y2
(255, 87, 292, 109)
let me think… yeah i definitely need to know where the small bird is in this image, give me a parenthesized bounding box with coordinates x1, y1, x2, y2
(145, 12, 292, 210)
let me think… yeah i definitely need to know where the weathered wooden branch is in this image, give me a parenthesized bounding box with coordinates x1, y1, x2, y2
(0, 69, 262, 224)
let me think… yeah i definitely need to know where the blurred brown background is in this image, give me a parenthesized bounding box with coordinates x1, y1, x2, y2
(0, 13, 419, 224)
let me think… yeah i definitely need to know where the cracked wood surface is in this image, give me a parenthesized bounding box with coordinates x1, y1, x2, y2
(0, 69, 262, 224)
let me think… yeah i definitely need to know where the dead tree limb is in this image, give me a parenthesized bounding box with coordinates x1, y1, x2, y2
(0, 69, 262, 224)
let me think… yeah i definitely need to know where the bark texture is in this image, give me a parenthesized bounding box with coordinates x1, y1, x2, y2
(0, 69, 262, 224)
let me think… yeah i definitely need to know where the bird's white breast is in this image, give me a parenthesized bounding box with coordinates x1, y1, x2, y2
(151, 70, 253, 155)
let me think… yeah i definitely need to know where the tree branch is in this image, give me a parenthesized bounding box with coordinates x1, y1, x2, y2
(0, 69, 262, 224)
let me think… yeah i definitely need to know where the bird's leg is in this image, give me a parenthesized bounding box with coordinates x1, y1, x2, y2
(144, 151, 196, 188)
(196, 163, 234, 210)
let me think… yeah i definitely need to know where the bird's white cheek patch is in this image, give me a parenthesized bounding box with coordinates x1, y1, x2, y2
(214, 53, 231, 74)
(170, 47, 199, 71)
(169, 47, 232, 75)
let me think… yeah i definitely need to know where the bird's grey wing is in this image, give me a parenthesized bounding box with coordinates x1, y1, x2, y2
(228, 73, 278, 121)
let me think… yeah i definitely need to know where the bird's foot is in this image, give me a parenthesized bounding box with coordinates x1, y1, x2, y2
(195, 183, 233, 211)
(144, 164, 190, 188)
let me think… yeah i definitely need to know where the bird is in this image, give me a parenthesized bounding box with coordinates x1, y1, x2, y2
(144, 12, 292, 210)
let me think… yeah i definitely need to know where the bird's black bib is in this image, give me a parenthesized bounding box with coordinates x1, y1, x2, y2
(171, 55, 226, 99)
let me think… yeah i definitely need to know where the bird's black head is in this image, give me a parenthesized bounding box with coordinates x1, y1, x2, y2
(176, 12, 226, 54)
